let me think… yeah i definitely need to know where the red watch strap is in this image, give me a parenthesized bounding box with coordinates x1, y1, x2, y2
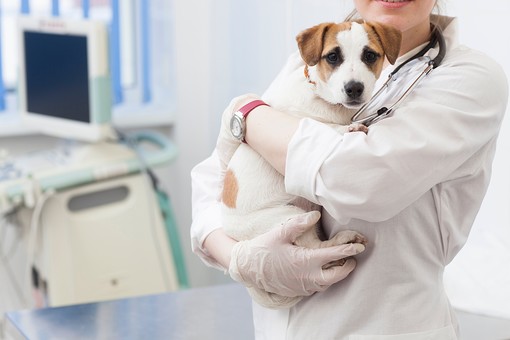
(238, 100, 269, 118)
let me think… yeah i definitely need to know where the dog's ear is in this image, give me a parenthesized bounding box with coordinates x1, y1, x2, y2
(296, 23, 334, 66)
(366, 22, 402, 65)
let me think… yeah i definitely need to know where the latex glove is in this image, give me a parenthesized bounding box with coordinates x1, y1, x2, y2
(228, 211, 366, 298)
(216, 93, 261, 171)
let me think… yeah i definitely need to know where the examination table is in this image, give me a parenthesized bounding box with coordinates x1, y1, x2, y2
(4, 283, 510, 339)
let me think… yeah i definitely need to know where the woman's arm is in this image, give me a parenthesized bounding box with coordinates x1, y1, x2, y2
(280, 52, 508, 224)
(244, 103, 300, 175)
(191, 51, 369, 295)
(202, 228, 237, 270)
(191, 106, 366, 296)
(239, 49, 507, 227)
(191, 159, 365, 295)
(190, 151, 231, 271)
(240, 50, 306, 175)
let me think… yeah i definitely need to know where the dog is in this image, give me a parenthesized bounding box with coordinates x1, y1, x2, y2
(222, 21, 402, 308)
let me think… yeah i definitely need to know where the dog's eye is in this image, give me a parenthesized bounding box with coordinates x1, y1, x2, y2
(362, 50, 379, 65)
(323, 48, 343, 65)
(326, 52, 339, 64)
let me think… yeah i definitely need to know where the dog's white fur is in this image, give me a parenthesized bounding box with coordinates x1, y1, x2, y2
(222, 21, 401, 309)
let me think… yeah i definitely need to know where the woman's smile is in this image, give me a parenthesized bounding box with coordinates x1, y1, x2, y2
(377, 0, 412, 9)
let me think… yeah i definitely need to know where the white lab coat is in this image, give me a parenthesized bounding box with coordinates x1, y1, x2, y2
(190, 17, 508, 340)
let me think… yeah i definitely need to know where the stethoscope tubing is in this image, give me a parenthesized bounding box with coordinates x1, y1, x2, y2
(351, 25, 446, 127)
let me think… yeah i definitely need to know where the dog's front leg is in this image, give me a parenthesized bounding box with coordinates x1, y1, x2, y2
(296, 228, 367, 269)
(325, 123, 368, 135)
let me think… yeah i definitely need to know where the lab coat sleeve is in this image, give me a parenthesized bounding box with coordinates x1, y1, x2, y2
(285, 48, 508, 224)
(190, 150, 226, 271)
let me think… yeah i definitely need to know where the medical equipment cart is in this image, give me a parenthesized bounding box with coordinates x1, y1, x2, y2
(0, 131, 188, 308)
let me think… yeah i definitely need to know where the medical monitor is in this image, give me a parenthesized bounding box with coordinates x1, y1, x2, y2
(18, 17, 114, 142)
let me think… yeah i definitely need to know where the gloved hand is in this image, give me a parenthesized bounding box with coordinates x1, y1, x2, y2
(228, 211, 366, 299)
(216, 93, 261, 171)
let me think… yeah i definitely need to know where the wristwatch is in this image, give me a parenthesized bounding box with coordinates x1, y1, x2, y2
(230, 100, 269, 142)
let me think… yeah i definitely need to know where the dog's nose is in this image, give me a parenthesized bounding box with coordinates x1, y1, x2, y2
(345, 81, 364, 100)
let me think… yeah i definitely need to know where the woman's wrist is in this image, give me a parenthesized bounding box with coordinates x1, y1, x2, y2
(203, 228, 238, 270)
(245, 105, 300, 175)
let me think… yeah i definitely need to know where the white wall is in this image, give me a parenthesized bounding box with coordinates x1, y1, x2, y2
(166, 1, 225, 287)
(442, 0, 510, 318)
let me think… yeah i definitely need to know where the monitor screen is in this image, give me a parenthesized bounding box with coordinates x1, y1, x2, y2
(24, 31, 90, 123)
(18, 17, 113, 142)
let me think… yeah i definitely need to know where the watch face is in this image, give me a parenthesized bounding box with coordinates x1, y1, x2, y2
(230, 115, 244, 140)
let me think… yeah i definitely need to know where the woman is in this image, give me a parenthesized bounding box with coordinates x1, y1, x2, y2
(191, 0, 508, 338)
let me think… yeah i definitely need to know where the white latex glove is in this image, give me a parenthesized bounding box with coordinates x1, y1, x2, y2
(228, 211, 366, 299)
(216, 93, 261, 171)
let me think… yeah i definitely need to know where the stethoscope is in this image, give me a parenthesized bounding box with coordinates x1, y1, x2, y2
(351, 25, 446, 127)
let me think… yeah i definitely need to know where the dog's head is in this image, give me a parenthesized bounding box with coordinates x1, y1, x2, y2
(296, 21, 401, 109)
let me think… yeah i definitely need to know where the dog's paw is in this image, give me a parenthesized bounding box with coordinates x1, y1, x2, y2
(348, 123, 368, 134)
(322, 257, 356, 269)
(329, 230, 368, 246)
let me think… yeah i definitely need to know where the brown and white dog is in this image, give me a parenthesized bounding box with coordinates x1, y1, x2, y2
(222, 21, 401, 308)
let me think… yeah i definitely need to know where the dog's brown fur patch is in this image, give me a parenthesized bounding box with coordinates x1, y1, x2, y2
(296, 22, 334, 66)
(364, 22, 401, 65)
(362, 29, 387, 77)
(222, 169, 239, 209)
(319, 22, 353, 81)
